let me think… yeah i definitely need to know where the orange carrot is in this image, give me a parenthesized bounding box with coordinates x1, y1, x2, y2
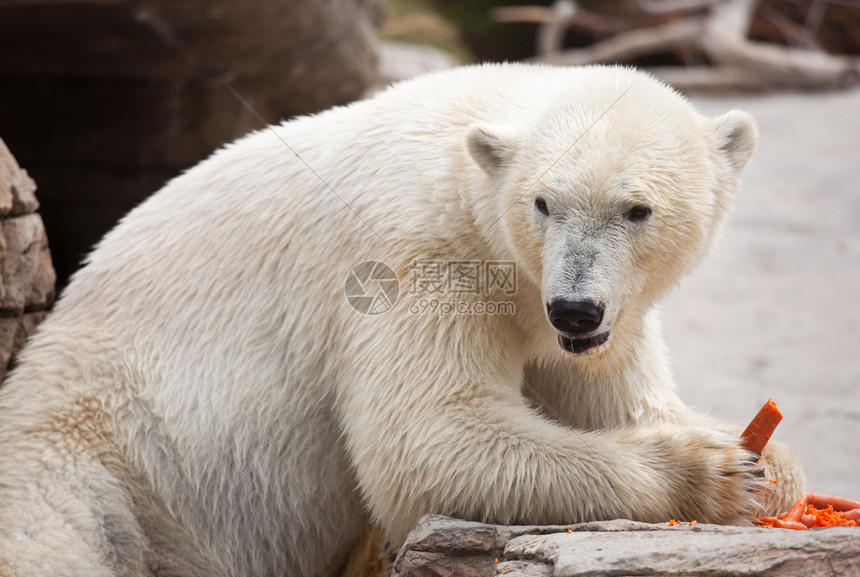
(775, 519, 808, 530)
(740, 399, 783, 453)
(755, 516, 808, 530)
(779, 495, 808, 523)
(806, 493, 860, 512)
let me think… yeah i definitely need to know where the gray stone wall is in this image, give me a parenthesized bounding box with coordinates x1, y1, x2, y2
(0, 0, 383, 292)
(0, 137, 55, 381)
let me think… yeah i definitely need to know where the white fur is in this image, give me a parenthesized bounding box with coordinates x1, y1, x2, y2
(0, 64, 803, 577)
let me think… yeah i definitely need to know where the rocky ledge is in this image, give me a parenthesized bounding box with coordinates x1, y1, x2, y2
(0, 137, 55, 382)
(392, 515, 860, 577)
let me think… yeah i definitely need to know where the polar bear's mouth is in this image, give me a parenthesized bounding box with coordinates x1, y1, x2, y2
(558, 332, 610, 355)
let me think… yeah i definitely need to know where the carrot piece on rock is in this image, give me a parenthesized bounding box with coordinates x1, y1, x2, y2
(780, 495, 808, 523)
(806, 493, 860, 512)
(775, 519, 808, 530)
(754, 516, 779, 528)
(755, 516, 808, 530)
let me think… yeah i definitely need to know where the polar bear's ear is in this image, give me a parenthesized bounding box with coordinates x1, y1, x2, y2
(467, 124, 518, 175)
(711, 110, 758, 173)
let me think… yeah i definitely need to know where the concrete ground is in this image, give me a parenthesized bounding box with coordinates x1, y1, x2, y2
(661, 88, 860, 498)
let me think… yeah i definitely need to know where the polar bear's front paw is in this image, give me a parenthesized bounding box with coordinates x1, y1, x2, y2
(637, 427, 767, 525)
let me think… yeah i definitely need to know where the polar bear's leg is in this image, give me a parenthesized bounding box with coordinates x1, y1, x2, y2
(0, 453, 146, 577)
(0, 434, 231, 577)
(0, 390, 171, 577)
(338, 352, 764, 544)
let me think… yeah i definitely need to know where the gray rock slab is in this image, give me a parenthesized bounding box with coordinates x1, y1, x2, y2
(393, 515, 860, 577)
(506, 524, 860, 576)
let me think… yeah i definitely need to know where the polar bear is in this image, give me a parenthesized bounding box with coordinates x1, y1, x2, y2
(0, 63, 803, 577)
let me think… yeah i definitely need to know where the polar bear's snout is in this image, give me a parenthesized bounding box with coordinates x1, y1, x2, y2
(540, 226, 620, 356)
(547, 299, 604, 334)
(546, 299, 611, 355)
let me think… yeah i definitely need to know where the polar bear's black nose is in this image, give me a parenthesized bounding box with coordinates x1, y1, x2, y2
(547, 300, 604, 335)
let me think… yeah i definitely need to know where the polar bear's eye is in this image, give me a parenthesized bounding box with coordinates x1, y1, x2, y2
(626, 204, 652, 222)
(534, 197, 549, 216)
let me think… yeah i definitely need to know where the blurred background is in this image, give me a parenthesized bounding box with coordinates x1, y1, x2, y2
(0, 0, 857, 497)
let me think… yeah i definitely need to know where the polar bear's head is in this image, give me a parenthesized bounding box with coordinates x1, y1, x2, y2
(466, 70, 757, 356)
